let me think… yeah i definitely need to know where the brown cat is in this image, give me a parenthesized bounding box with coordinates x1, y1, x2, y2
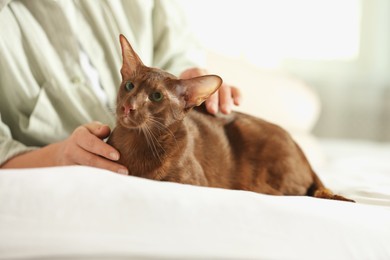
(107, 34, 353, 202)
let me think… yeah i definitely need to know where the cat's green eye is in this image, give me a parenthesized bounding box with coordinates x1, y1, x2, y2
(149, 92, 163, 102)
(125, 81, 134, 92)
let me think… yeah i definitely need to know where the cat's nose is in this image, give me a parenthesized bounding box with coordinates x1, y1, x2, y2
(122, 104, 136, 115)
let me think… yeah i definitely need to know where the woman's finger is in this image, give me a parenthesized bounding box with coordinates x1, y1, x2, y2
(83, 121, 111, 139)
(205, 91, 219, 115)
(72, 126, 120, 161)
(218, 83, 233, 114)
(72, 147, 128, 175)
(231, 86, 242, 106)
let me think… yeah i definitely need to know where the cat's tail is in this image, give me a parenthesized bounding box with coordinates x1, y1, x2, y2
(314, 188, 355, 202)
(308, 171, 355, 203)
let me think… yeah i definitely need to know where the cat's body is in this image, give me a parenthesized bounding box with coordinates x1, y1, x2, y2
(108, 34, 353, 202)
(109, 105, 317, 196)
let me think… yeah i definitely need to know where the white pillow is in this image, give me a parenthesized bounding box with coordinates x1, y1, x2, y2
(207, 51, 325, 168)
(206, 51, 321, 133)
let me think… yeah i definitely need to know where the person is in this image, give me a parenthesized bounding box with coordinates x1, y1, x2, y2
(0, 0, 241, 174)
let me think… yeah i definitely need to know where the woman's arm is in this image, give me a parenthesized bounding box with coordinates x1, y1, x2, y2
(1, 122, 128, 174)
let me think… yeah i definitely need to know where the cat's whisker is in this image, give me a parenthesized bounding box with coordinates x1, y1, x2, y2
(142, 124, 163, 163)
(148, 118, 166, 133)
(148, 116, 178, 146)
(145, 123, 166, 161)
(149, 125, 166, 152)
(140, 125, 154, 157)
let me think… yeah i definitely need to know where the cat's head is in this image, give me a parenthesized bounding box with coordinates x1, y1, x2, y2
(116, 34, 222, 130)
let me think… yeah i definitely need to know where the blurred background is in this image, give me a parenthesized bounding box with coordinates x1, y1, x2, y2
(177, 0, 390, 142)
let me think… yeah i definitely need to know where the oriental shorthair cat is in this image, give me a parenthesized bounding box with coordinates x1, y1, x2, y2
(107, 34, 354, 202)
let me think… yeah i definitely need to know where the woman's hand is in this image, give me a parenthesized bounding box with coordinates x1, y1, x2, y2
(1, 122, 128, 175)
(56, 122, 128, 174)
(180, 67, 241, 115)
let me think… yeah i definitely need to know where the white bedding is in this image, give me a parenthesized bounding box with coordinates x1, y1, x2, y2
(1, 139, 390, 260)
(318, 139, 390, 207)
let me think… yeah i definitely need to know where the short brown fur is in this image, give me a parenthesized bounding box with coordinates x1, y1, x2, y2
(107, 35, 354, 202)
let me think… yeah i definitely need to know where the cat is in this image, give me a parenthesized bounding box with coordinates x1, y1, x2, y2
(107, 34, 354, 202)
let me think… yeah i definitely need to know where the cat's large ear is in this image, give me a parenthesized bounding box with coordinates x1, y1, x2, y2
(119, 34, 144, 78)
(178, 75, 223, 108)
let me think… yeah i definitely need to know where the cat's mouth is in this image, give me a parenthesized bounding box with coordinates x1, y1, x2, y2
(118, 114, 146, 129)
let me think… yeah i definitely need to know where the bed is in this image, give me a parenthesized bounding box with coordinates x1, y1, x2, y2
(1, 54, 390, 259)
(1, 138, 390, 260)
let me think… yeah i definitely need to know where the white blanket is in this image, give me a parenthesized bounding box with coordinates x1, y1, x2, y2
(1, 161, 390, 259)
